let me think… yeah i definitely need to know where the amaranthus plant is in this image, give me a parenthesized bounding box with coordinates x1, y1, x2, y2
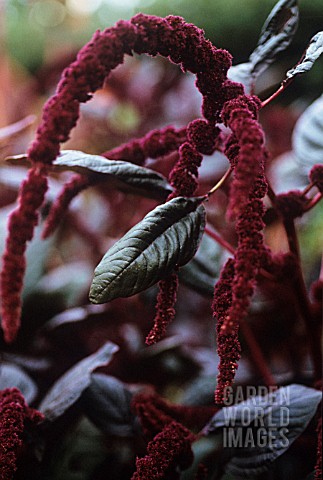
(0, 0, 322, 479)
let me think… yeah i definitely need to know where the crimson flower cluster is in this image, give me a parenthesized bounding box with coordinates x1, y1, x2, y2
(0, 14, 241, 344)
(131, 420, 194, 480)
(315, 415, 322, 480)
(0, 388, 43, 480)
(131, 393, 218, 478)
(310, 164, 323, 193)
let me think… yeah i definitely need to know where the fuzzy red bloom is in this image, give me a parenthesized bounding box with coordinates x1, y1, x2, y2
(131, 393, 219, 438)
(222, 174, 268, 336)
(132, 421, 195, 480)
(222, 95, 264, 220)
(42, 174, 89, 239)
(310, 164, 323, 194)
(1, 167, 48, 342)
(217, 95, 268, 339)
(212, 259, 241, 404)
(0, 14, 235, 342)
(102, 126, 187, 164)
(146, 272, 178, 345)
(315, 415, 322, 480)
(0, 388, 43, 480)
(275, 190, 307, 219)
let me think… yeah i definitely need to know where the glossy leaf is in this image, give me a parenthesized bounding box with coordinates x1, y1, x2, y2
(7, 150, 173, 200)
(89, 196, 206, 304)
(38, 342, 119, 421)
(286, 31, 323, 79)
(292, 94, 323, 169)
(204, 384, 322, 477)
(229, 0, 299, 92)
(251, 0, 299, 76)
(80, 373, 135, 437)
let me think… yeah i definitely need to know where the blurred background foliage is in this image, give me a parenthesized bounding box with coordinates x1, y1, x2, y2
(2, 0, 323, 90)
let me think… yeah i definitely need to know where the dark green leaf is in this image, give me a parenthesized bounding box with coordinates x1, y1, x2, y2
(286, 31, 323, 79)
(250, 0, 299, 76)
(38, 342, 119, 421)
(204, 384, 322, 477)
(55, 150, 173, 200)
(89, 196, 206, 304)
(0, 363, 37, 403)
(292, 94, 323, 169)
(80, 373, 135, 437)
(7, 150, 173, 200)
(229, 0, 299, 92)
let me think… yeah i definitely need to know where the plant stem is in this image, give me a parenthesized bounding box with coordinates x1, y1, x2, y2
(204, 225, 235, 255)
(261, 78, 293, 108)
(267, 178, 322, 380)
(304, 192, 323, 212)
(239, 320, 275, 387)
(205, 166, 232, 198)
(302, 182, 315, 197)
(283, 217, 322, 381)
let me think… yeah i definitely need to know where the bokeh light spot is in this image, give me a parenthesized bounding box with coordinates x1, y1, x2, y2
(29, 0, 66, 28)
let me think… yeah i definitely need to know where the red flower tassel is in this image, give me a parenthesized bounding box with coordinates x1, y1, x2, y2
(131, 421, 195, 480)
(146, 272, 178, 346)
(212, 259, 241, 404)
(0, 388, 43, 480)
(1, 167, 48, 343)
(42, 174, 89, 239)
(1, 14, 236, 342)
(315, 414, 322, 479)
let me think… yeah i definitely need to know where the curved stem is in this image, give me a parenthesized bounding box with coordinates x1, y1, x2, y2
(205, 166, 232, 198)
(302, 182, 315, 197)
(304, 192, 323, 212)
(261, 78, 293, 108)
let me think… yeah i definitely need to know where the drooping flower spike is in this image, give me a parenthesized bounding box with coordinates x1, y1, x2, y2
(1, 14, 239, 343)
(132, 420, 195, 480)
(0, 388, 43, 480)
(212, 95, 269, 402)
(131, 392, 219, 437)
(131, 393, 216, 479)
(219, 96, 268, 333)
(212, 258, 241, 404)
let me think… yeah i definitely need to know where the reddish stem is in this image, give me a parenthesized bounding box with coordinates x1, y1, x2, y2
(239, 320, 275, 387)
(302, 182, 315, 197)
(284, 217, 322, 381)
(261, 78, 293, 108)
(264, 178, 321, 380)
(304, 192, 323, 212)
(204, 225, 235, 255)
